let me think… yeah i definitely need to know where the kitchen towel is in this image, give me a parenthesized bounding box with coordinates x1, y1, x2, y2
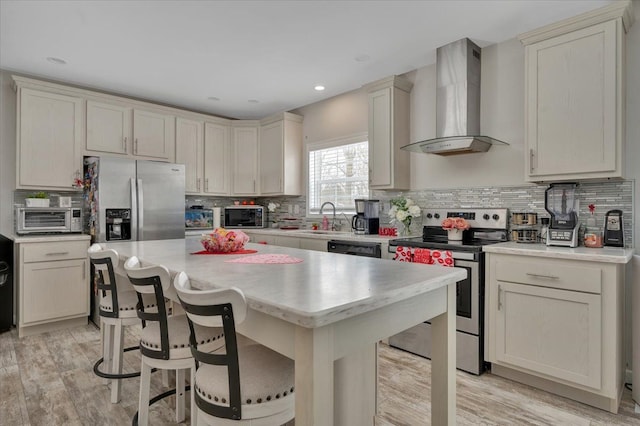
(413, 248, 454, 267)
(393, 246, 413, 262)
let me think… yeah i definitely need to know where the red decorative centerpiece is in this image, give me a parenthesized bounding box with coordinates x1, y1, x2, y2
(441, 217, 470, 241)
(201, 228, 249, 253)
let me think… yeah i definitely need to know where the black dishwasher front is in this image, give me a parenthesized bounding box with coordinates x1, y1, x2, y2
(327, 240, 382, 258)
(0, 235, 14, 333)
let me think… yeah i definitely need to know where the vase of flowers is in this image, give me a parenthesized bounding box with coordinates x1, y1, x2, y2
(389, 197, 422, 236)
(442, 217, 470, 241)
(267, 202, 280, 228)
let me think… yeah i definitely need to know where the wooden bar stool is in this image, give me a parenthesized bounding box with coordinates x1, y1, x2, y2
(124, 256, 225, 426)
(88, 244, 149, 403)
(174, 271, 295, 425)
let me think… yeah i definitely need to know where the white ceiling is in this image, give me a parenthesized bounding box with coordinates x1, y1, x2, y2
(0, 0, 617, 119)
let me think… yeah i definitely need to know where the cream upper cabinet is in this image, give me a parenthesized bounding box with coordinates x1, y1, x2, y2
(519, 2, 633, 182)
(364, 76, 412, 190)
(231, 122, 259, 196)
(485, 252, 626, 413)
(133, 109, 175, 160)
(86, 100, 131, 155)
(259, 112, 303, 196)
(176, 117, 204, 193)
(203, 122, 230, 195)
(16, 87, 83, 190)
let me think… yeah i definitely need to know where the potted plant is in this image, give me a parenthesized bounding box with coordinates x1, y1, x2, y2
(25, 191, 50, 207)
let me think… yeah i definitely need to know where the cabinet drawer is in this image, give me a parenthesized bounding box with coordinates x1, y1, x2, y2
(495, 256, 601, 294)
(22, 241, 89, 263)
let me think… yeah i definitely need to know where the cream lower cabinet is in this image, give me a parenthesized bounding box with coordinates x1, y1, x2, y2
(16, 87, 83, 190)
(485, 253, 625, 413)
(17, 239, 90, 337)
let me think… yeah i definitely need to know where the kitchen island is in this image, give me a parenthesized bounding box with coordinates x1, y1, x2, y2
(100, 238, 466, 425)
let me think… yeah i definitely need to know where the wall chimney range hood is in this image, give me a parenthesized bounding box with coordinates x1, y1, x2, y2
(401, 38, 508, 155)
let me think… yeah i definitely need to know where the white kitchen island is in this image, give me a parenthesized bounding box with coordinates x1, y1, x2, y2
(100, 238, 466, 425)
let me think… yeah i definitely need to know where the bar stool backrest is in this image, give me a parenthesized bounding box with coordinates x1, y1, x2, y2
(173, 271, 247, 420)
(88, 244, 121, 318)
(124, 256, 171, 360)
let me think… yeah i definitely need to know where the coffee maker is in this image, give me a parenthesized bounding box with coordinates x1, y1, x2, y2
(544, 183, 580, 248)
(352, 199, 379, 235)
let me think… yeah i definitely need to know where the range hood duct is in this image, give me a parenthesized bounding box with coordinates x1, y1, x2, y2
(401, 38, 507, 155)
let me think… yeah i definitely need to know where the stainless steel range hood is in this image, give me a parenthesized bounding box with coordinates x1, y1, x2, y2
(401, 38, 508, 155)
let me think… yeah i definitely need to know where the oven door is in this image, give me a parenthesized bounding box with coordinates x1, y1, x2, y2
(450, 257, 480, 336)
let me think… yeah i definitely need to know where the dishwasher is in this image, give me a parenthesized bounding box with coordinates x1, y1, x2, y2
(327, 240, 382, 258)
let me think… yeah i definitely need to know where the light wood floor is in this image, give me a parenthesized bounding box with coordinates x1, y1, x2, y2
(1, 323, 639, 425)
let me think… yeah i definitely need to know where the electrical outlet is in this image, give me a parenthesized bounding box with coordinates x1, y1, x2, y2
(294, 205, 300, 214)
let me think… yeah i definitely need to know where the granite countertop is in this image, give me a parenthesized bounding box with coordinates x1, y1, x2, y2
(483, 241, 634, 264)
(1, 232, 91, 243)
(101, 238, 465, 328)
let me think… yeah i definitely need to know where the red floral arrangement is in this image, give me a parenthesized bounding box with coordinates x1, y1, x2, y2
(441, 217, 470, 231)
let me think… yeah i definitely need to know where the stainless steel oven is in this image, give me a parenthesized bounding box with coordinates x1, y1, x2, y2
(387, 208, 508, 375)
(15, 207, 82, 234)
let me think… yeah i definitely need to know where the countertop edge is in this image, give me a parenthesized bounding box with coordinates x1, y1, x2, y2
(483, 242, 634, 263)
(1, 232, 91, 243)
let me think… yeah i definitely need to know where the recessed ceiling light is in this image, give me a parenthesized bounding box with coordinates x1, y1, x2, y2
(207, 96, 220, 101)
(355, 54, 370, 62)
(46, 57, 67, 65)
(248, 99, 260, 103)
(314, 85, 325, 91)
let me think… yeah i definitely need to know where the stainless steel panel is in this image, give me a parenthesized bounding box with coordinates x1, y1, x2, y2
(136, 161, 185, 241)
(454, 259, 480, 335)
(95, 157, 136, 243)
(389, 322, 482, 374)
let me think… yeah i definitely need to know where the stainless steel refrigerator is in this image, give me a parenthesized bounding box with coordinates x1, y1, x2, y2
(85, 156, 185, 243)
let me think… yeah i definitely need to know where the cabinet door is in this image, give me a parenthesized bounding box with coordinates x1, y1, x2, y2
(86, 100, 131, 154)
(22, 259, 89, 324)
(203, 122, 230, 195)
(133, 109, 175, 160)
(368, 87, 392, 188)
(495, 281, 601, 389)
(299, 238, 328, 252)
(526, 20, 619, 180)
(18, 88, 83, 189)
(232, 127, 259, 195)
(260, 120, 284, 195)
(176, 117, 204, 193)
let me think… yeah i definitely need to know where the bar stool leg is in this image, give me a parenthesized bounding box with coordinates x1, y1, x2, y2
(110, 321, 124, 403)
(138, 362, 152, 426)
(175, 368, 186, 423)
(102, 321, 113, 386)
(190, 364, 197, 426)
(162, 369, 169, 387)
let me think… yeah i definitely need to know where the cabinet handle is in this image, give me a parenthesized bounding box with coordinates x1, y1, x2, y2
(253, 180, 256, 192)
(83, 261, 86, 280)
(134, 138, 138, 154)
(526, 272, 559, 280)
(529, 149, 535, 172)
(46, 251, 69, 256)
(205, 178, 209, 192)
(498, 284, 503, 310)
(123, 136, 127, 152)
(197, 178, 200, 191)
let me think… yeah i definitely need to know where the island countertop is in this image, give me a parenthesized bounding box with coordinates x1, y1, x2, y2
(101, 238, 466, 328)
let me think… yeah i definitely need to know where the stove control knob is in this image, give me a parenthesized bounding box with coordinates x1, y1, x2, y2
(483, 214, 490, 221)
(426, 213, 433, 219)
(434, 213, 440, 219)
(493, 214, 500, 221)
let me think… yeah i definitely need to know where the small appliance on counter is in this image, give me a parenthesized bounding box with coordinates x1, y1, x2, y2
(544, 183, 579, 248)
(351, 199, 379, 235)
(185, 207, 215, 231)
(603, 209, 624, 247)
(223, 205, 265, 228)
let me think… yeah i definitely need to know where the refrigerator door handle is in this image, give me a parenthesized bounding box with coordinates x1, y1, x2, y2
(130, 178, 138, 241)
(137, 178, 144, 240)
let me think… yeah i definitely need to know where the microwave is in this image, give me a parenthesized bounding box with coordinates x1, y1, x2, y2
(15, 207, 83, 234)
(223, 206, 265, 228)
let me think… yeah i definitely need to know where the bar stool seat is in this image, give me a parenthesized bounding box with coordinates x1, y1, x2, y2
(124, 256, 225, 426)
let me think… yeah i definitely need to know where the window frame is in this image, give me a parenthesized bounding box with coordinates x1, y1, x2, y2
(305, 132, 370, 218)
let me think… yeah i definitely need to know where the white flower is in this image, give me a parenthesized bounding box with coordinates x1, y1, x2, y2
(396, 210, 408, 221)
(405, 198, 414, 207)
(409, 205, 421, 217)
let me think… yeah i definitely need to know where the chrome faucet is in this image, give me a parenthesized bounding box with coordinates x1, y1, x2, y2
(319, 201, 336, 231)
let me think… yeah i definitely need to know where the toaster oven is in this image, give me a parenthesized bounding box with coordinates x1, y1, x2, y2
(15, 207, 83, 234)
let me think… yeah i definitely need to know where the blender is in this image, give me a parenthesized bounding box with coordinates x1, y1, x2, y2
(544, 183, 580, 247)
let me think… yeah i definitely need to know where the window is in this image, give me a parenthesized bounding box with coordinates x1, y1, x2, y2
(307, 135, 369, 215)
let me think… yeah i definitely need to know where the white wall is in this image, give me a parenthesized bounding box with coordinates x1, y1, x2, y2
(0, 71, 17, 235)
(626, 0, 640, 255)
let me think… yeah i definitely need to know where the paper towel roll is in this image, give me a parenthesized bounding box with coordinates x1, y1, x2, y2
(212, 207, 221, 228)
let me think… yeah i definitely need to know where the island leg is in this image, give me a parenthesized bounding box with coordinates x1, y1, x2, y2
(430, 281, 456, 425)
(295, 325, 334, 426)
